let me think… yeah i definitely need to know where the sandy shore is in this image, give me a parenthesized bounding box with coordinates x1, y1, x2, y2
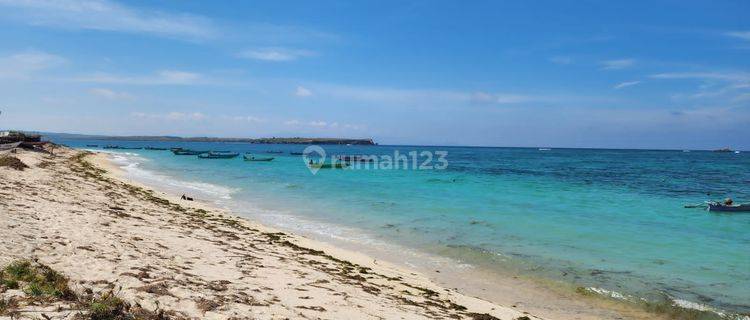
(1, 147, 541, 319)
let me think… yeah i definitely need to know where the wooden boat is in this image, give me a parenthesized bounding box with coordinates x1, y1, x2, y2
(103, 145, 142, 150)
(173, 149, 207, 155)
(0, 142, 21, 151)
(243, 154, 274, 161)
(198, 151, 239, 159)
(308, 162, 348, 169)
(707, 202, 750, 212)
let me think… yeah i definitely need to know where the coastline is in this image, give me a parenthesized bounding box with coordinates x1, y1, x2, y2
(89, 150, 668, 320)
(1, 146, 529, 319)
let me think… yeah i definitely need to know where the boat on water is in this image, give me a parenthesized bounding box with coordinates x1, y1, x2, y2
(86, 144, 99, 147)
(172, 149, 207, 155)
(103, 145, 142, 150)
(198, 151, 239, 159)
(145, 147, 168, 150)
(290, 152, 303, 155)
(243, 154, 274, 161)
(713, 148, 734, 153)
(707, 202, 750, 212)
(308, 162, 348, 169)
(266, 150, 284, 154)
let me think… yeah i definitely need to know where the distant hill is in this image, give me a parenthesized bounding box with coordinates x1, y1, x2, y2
(37, 132, 376, 145)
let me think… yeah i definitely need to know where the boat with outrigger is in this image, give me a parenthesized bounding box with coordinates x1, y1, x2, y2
(198, 151, 239, 159)
(172, 149, 208, 155)
(685, 198, 750, 212)
(307, 159, 348, 169)
(243, 154, 274, 162)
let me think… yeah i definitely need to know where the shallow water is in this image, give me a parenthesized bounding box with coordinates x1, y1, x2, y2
(58, 139, 750, 316)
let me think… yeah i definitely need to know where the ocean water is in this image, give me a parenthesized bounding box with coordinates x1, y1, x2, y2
(57, 139, 750, 317)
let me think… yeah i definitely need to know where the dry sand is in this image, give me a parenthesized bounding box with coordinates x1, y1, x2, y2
(1, 147, 538, 319)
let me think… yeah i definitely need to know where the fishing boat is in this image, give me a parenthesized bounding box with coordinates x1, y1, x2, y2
(707, 202, 750, 212)
(290, 152, 303, 155)
(198, 151, 239, 159)
(243, 154, 274, 161)
(86, 144, 99, 147)
(173, 149, 207, 155)
(308, 162, 348, 169)
(145, 147, 168, 150)
(103, 145, 142, 150)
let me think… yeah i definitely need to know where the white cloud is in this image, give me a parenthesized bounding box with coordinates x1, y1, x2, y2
(88, 87, 133, 100)
(237, 47, 315, 62)
(613, 81, 641, 89)
(0, 0, 216, 40)
(283, 119, 301, 126)
(295, 86, 312, 97)
(726, 31, 750, 41)
(74, 69, 202, 85)
(0, 51, 66, 78)
(131, 111, 205, 121)
(308, 120, 327, 127)
(600, 58, 635, 70)
(227, 115, 266, 123)
(649, 72, 750, 82)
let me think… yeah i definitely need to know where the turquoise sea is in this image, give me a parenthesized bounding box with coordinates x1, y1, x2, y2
(56, 138, 750, 317)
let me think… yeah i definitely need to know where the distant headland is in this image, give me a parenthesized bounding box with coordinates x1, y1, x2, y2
(35, 132, 377, 145)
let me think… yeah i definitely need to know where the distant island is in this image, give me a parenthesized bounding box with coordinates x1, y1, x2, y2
(34, 132, 377, 145)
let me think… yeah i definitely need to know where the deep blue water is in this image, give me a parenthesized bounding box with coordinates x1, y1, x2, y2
(55, 138, 750, 315)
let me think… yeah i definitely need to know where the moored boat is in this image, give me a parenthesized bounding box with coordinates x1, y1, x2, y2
(198, 151, 239, 159)
(173, 149, 208, 155)
(308, 162, 348, 169)
(243, 154, 274, 161)
(707, 202, 750, 212)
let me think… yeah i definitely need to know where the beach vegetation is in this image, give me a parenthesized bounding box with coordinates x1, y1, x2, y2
(1, 260, 75, 299)
(0, 156, 29, 170)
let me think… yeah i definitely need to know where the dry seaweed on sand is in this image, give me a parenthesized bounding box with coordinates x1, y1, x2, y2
(0, 156, 29, 170)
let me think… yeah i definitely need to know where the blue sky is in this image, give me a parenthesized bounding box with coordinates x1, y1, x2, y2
(0, 0, 748, 149)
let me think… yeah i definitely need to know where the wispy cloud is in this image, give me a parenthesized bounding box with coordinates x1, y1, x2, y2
(88, 87, 133, 100)
(0, 0, 216, 40)
(0, 51, 66, 78)
(726, 31, 750, 41)
(613, 81, 641, 89)
(237, 47, 315, 62)
(73, 70, 202, 85)
(651, 71, 750, 104)
(650, 72, 750, 82)
(309, 84, 591, 106)
(131, 111, 206, 121)
(295, 86, 312, 97)
(600, 58, 635, 70)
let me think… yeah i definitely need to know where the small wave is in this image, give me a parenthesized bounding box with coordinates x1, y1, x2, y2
(110, 153, 237, 200)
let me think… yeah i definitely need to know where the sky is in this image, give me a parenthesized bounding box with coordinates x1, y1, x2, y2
(0, 0, 748, 149)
